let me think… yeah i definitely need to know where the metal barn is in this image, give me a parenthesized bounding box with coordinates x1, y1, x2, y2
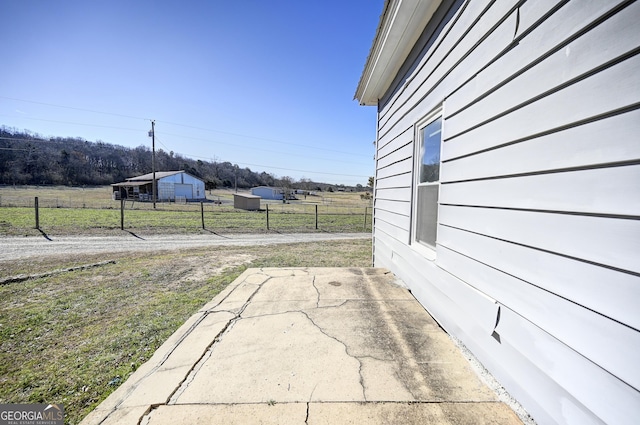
(112, 171, 206, 202)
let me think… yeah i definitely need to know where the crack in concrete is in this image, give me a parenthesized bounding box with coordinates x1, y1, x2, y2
(297, 310, 367, 401)
(220, 304, 370, 402)
(129, 272, 272, 425)
(95, 311, 213, 425)
(311, 275, 320, 308)
(165, 274, 273, 406)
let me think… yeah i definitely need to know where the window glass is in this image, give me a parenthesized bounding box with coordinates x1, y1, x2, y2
(415, 115, 442, 250)
(419, 118, 442, 183)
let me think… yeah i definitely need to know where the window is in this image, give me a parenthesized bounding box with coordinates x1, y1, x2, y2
(413, 112, 442, 251)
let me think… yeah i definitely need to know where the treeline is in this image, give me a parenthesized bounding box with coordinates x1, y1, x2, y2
(0, 126, 363, 191)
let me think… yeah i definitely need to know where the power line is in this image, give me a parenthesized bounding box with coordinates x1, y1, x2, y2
(0, 96, 148, 121)
(156, 120, 369, 157)
(0, 114, 143, 133)
(0, 133, 369, 180)
(154, 139, 368, 178)
(155, 133, 365, 165)
(0, 96, 371, 157)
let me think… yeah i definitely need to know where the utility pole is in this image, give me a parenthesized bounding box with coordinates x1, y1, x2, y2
(149, 120, 156, 209)
(234, 165, 238, 193)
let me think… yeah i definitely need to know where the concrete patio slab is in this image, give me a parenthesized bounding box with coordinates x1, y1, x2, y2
(80, 267, 523, 425)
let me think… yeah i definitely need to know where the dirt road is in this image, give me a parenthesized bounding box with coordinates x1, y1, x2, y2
(0, 233, 372, 262)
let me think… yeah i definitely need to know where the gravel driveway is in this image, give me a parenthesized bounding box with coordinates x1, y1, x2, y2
(0, 233, 372, 262)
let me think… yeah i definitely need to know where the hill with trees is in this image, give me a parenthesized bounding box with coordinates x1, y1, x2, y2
(0, 126, 368, 192)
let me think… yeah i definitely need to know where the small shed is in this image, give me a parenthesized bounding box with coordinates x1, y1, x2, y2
(112, 171, 205, 202)
(251, 186, 284, 200)
(233, 193, 261, 210)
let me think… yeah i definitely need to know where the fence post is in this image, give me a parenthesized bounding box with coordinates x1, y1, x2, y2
(201, 202, 205, 229)
(266, 204, 270, 230)
(34, 197, 39, 230)
(363, 206, 368, 231)
(120, 198, 124, 230)
(315, 204, 318, 230)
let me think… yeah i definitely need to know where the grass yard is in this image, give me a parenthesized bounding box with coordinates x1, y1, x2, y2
(0, 186, 372, 236)
(0, 238, 372, 424)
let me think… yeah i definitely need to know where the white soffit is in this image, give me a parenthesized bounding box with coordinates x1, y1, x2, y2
(355, 0, 442, 106)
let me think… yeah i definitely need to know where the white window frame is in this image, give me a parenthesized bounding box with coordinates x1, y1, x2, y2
(411, 107, 443, 260)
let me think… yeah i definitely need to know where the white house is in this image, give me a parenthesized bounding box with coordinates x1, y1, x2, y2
(355, 1, 640, 425)
(113, 170, 205, 201)
(251, 186, 284, 200)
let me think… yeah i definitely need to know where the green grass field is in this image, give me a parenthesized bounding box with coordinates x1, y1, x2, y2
(0, 186, 372, 235)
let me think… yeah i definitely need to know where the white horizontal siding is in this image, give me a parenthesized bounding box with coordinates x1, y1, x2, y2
(376, 231, 640, 425)
(375, 187, 411, 203)
(447, 9, 640, 138)
(379, 0, 520, 146)
(440, 108, 640, 182)
(379, 0, 494, 123)
(376, 142, 413, 170)
(440, 165, 640, 216)
(373, 172, 412, 190)
(375, 198, 411, 217)
(442, 52, 640, 160)
(496, 306, 640, 425)
(439, 205, 640, 274)
(376, 158, 412, 180)
(437, 244, 640, 391)
(374, 218, 410, 245)
(370, 1, 640, 423)
(437, 225, 640, 331)
(374, 208, 411, 232)
(446, 0, 630, 116)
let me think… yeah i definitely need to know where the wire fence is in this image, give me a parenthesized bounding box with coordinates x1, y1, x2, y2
(0, 196, 373, 235)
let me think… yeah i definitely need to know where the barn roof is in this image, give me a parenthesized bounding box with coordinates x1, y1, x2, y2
(126, 170, 185, 181)
(112, 170, 204, 187)
(111, 181, 148, 187)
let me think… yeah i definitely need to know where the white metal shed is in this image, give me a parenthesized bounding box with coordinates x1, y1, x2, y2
(250, 186, 284, 200)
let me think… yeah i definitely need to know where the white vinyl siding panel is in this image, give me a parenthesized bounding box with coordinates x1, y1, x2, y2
(373, 172, 412, 190)
(439, 205, 639, 274)
(445, 0, 631, 116)
(437, 225, 640, 332)
(445, 1, 640, 138)
(369, 1, 640, 424)
(436, 243, 640, 391)
(375, 187, 411, 203)
(440, 109, 640, 182)
(440, 165, 640, 216)
(442, 53, 640, 160)
(376, 158, 413, 180)
(375, 233, 640, 425)
(376, 142, 413, 170)
(379, 1, 521, 144)
(375, 199, 411, 217)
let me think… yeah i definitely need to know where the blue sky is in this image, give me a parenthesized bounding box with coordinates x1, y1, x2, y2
(0, 0, 383, 185)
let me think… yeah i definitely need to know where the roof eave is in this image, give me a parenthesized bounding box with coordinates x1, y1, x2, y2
(355, 0, 442, 106)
